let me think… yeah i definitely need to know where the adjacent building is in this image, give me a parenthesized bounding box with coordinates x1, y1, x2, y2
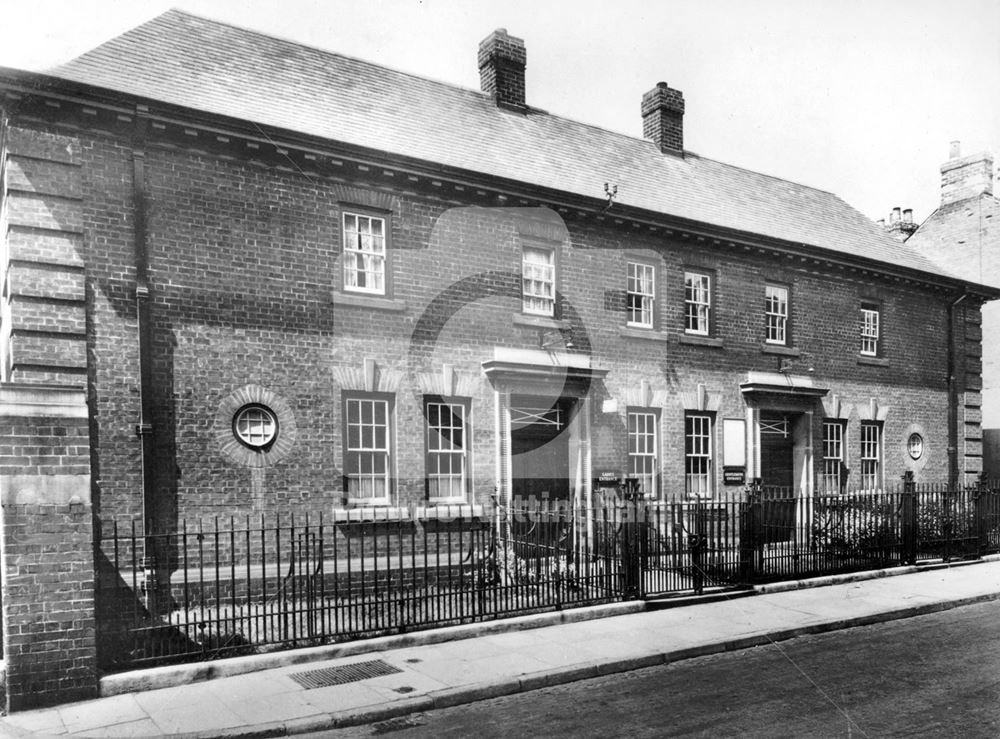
(903, 143, 999, 479)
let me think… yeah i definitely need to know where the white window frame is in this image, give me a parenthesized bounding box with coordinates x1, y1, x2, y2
(821, 421, 844, 493)
(685, 414, 713, 498)
(425, 398, 470, 503)
(685, 271, 711, 335)
(342, 212, 387, 295)
(627, 409, 659, 497)
(861, 303, 880, 356)
(344, 396, 392, 504)
(522, 246, 555, 316)
(233, 405, 278, 449)
(860, 422, 882, 491)
(627, 262, 656, 328)
(765, 284, 789, 345)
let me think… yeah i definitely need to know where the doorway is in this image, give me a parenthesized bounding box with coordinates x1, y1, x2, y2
(510, 395, 571, 505)
(759, 412, 794, 491)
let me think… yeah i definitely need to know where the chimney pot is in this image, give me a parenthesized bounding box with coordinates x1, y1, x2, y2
(902, 208, 913, 224)
(891, 207, 901, 223)
(641, 82, 685, 154)
(949, 140, 961, 159)
(478, 28, 527, 110)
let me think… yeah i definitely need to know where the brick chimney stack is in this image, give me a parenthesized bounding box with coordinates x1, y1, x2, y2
(881, 206, 918, 242)
(940, 140, 994, 207)
(641, 82, 685, 155)
(478, 29, 526, 110)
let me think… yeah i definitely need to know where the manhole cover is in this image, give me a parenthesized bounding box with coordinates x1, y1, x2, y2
(289, 659, 402, 689)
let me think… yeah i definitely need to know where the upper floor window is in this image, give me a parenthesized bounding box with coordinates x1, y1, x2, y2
(342, 213, 386, 295)
(425, 397, 470, 502)
(627, 409, 659, 497)
(344, 395, 392, 504)
(685, 413, 713, 498)
(685, 271, 711, 335)
(861, 302, 880, 356)
(522, 246, 555, 316)
(765, 284, 789, 345)
(860, 421, 882, 490)
(821, 421, 844, 493)
(627, 262, 656, 328)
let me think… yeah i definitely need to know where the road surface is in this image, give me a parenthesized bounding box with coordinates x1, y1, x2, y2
(307, 599, 1000, 737)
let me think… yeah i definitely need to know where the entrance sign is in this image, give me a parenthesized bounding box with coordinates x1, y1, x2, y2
(723, 466, 746, 485)
(596, 470, 620, 487)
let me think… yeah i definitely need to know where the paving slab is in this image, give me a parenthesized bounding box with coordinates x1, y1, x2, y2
(145, 698, 245, 737)
(89, 718, 163, 738)
(2, 561, 999, 739)
(2, 708, 66, 736)
(59, 696, 147, 736)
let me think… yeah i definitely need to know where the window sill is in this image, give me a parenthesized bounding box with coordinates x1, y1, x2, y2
(512, 313, 569, 330)
(761, 344, 800, 357)
(679, 334, 723, 348)
(416, 504, 485, 520)
(332, 292, 407, 312)
(333, 506, 409, 522)
(619, 327, 669, 343)
(857, 355, 890, 367)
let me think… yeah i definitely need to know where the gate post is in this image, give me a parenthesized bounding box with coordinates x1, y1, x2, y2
(740, 480, 762, 583)
(901, 472, 917, 565)
(620, 480, 643, 599)
(691, 500, 706, 595)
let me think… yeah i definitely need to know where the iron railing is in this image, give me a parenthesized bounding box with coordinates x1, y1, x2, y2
(97, 482, 1000, 671)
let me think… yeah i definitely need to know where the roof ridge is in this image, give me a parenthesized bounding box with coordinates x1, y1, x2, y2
(62, 8, 845, 202)
(72, 9, 494, 105)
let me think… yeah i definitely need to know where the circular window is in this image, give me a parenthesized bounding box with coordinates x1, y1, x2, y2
(907, 433, 924, 460)
(233, 405, 278, 449)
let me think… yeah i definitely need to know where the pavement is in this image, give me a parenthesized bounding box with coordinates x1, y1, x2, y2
(4, 558, 1000, 739)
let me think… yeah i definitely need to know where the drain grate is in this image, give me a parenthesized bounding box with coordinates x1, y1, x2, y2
(289, 659, 402, 689)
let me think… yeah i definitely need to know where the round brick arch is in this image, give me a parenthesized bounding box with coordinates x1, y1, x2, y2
(215, 385, 297, 468)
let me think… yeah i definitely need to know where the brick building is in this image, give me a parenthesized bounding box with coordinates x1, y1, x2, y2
(0, 11, 995, 708)
(902, 143, 1000, 479)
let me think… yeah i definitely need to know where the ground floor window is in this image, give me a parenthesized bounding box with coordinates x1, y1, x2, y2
(860, 421, 882, 490)
(425, 397, 469, 501)
(344, 395, 392, 503)
(822, 421, 844, 493)
(685, 413, 713, 497)
(628, 409, 659, 497)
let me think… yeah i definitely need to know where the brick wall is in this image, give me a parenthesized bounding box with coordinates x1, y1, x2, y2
(37, 121, 962, 531)
(1, 127, 87, 386)
(1, 109, 975, 527)
(0, 385, 96, 711)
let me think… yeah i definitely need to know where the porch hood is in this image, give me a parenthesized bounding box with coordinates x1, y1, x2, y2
(740, 371, 829, 399)
(482, 347, 609, 392)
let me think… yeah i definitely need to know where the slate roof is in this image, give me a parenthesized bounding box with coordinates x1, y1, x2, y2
(36, 9, 972, 284)
(906, 195, 1000, 290)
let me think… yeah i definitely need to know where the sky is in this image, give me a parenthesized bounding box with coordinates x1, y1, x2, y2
(0, 0, 997, 225)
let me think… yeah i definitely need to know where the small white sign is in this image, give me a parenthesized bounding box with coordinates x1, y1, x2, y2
(723, 419, 746, 467)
